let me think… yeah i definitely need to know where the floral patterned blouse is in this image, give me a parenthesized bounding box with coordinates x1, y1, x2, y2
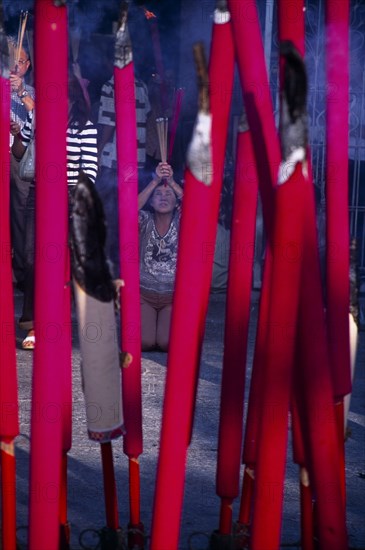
(139, 209, 180, 294)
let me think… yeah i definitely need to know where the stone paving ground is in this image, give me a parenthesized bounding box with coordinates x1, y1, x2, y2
(9, 289, 365, 549)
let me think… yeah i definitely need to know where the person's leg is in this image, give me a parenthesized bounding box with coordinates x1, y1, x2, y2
(156, 295, 173, 352)
(10, 154, 31, 286)
(140, 292, 158, 350)
(19, 186, 35, 334)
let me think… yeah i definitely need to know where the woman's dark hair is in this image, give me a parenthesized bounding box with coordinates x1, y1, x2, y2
(68, 73, 90, 131)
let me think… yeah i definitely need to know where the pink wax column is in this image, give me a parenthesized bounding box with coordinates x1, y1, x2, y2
(216, 126, 258, 505)
(28, 2, 69, 549)
(325, 0, 351, 399)
(114, 61, 142, 458)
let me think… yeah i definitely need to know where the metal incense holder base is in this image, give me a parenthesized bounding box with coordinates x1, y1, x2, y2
(59, 521, 71, 549)
(209, 530, 236, 550)
(127, 522, 145, 549)
(232, 521, 250, 549)
(99, 526, 124, 550)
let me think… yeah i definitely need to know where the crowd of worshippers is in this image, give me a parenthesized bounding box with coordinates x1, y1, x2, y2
(8, 37, 231, 354)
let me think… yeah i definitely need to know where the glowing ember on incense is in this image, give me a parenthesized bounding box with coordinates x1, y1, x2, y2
(142, 7, 156, 20)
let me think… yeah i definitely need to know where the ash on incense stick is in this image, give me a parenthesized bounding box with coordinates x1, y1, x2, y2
(214, 0, 230, 24)
(114, 1, 133, 70)
(238, 108, 249, 134)
(278, 40, 308, 185)
(186, 42, 212, 185)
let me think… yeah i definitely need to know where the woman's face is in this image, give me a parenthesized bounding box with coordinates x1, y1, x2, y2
(150, 185, 177, 214)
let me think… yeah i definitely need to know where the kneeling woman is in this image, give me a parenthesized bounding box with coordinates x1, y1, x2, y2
(138, 162, 183, 351)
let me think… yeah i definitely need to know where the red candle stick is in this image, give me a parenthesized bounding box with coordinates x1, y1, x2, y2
(0, 53, 19, 550)
(216, 113, 258, 536)
(28, 2, 69, 548)
(114, 4, 143, 540)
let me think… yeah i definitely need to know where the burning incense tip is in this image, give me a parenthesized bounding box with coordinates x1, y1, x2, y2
(142, 7, 157, 20)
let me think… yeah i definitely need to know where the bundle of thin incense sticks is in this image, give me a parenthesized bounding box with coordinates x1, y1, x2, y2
(156, 117, 168, 163)
(14, 11, 28, 68)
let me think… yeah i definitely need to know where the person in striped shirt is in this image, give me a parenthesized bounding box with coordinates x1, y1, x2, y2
(11, 73, 98, 350)
(96, 75, 151, 277)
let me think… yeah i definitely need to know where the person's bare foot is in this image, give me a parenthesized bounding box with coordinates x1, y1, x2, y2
(22, 329, 35, 350)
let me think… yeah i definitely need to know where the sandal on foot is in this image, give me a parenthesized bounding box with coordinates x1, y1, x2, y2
(22, 331, 35, 350)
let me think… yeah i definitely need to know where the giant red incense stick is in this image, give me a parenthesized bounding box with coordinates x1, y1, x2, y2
(227, 0, 280, 530)
(325, 0, 351, 401)
(216, 113, 258, 536)
(250, 39, 309, 549)
(277, 5, 315, 548)
(293, 181, 348, 548)
(203, 7, 244, 539)
(228, 0, 280, 466)
(28, 2, 69, 548)
(250, 164, 307, 550)
(325, 0, 351, 506)
(227, 0, 279, 227)
(151, 35, 228, 548)
(114, 3, 143, 541)
(0, 34, 19, 549)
